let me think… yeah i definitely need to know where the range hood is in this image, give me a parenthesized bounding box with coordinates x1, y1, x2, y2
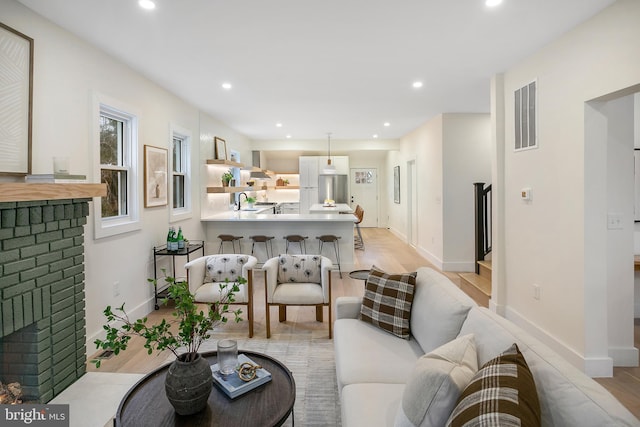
(249, 151, 272, 179)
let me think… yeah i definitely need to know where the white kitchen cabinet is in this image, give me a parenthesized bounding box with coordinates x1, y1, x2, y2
(299, 156, 319, 188)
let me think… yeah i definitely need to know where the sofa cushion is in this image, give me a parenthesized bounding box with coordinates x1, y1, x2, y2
(360, 266, 417, 339)
(410, 268, 476, 353)
(447, 343, 541, 427)
(277, 254, 322, 283)
(342, 383, 406, 427)
(205, 255, 251, 282)
(334, 318, 424, 390)
(458, 307, 640, 427)
(396, 334, 478, 427)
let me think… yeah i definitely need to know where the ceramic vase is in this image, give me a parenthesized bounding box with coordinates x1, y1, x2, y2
(165, 352, 212, 415)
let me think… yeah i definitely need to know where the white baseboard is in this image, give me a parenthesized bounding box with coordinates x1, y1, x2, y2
(609, 346, 639, 367)
(504, 306, 614, 378)
(387, 226, 407, 242)
(415, 246, 443, 271)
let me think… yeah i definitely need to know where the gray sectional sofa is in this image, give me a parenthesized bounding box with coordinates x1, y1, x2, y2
(334, 267, 639, 426)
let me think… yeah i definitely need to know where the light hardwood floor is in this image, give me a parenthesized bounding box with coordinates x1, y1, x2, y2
(87, 227, 640, 419)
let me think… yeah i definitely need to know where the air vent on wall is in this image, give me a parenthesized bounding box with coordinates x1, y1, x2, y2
(514, 80, 537, 151)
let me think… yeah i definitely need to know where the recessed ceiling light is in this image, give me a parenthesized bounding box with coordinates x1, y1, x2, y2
(373, 134, 379, 139)
(412, 81, 423, 89)
(221, 82, 232, 90)
(138, 0, 156, 10)
(276, 123, 283, 128)
(485, 0, 502, 7)
(286, 134, 292, 139)
(383, 122, 390, 127)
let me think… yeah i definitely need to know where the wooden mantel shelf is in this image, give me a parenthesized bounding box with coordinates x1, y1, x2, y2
(0, 183, 107, 202)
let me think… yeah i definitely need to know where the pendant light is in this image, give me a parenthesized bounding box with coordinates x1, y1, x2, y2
(323, 133, 337, 174)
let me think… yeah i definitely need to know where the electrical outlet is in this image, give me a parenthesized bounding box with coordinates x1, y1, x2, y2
(532, 283, 540, 300)
(113, 281, 120, 297)
(607, 213, 623, 230)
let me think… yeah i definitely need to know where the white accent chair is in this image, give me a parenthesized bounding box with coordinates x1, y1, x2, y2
(184, 254, 257, 337)
(263, 254, 333, 339)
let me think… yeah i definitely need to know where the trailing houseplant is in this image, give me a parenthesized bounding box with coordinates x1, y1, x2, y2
(93, 272, 245, 415)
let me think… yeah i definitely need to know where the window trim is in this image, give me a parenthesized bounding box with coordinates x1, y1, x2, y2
(92, 93, 141, 239)
(169, 122, 193, 223)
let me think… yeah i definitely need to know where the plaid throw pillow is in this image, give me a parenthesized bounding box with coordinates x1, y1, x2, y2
(277, 254, 322, 283)
(360, 266, 417, 339)
(447, 343, 541, 427)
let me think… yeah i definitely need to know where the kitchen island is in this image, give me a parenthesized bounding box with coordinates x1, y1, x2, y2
(202, 211, 357, 269)
(309, 203, 353, 213)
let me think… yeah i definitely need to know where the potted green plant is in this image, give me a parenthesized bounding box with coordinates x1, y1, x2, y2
(245, 196, 256, 209)
(221, 170, 234, 187)
(93, 273, 245, 415)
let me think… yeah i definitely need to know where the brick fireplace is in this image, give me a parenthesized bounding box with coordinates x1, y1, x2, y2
(0, 198, 91, 402)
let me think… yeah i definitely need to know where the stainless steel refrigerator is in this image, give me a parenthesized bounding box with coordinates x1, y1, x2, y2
(318, 174, 348, 203)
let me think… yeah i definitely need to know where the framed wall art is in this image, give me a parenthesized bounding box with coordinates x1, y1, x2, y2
(0, 22, 33, 175)
(393, 165, 400, 204)
(144, 145, 168, 208)
(214, 136, 227, 160)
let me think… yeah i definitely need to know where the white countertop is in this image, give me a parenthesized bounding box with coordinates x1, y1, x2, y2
(309, 203, 353, 213)
(202, 211, 356, 222)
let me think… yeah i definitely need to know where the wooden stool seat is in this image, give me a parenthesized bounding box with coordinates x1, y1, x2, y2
(284, 235, 308, 254)
(217, 234, 243, 253)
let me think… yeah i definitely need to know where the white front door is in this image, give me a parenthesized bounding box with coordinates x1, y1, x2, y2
(349, 168, 378, 227)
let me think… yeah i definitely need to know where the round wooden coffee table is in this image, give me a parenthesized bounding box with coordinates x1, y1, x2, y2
(115, 350, 295, 427)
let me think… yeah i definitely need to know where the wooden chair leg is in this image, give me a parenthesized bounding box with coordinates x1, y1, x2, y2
(316, 305, 323, 322)
(264, 273, 271, 339)
(247, 271, 254, 338)
(279, 306, 287, 322)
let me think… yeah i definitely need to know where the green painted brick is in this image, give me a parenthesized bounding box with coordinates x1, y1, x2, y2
(3, 280, 35, 299)
(53, 343, 75, 366)
(63, 266, 83, 280)
(63, 226, 83, 238)
(42, 205, 54, 222)
(58, 219, 71, 229)
(77, 216, 87, 226)
(36, 271, 63, 288)
(2, 300, 14, 336)
(23, 292, 33, 325)
(51, 286, 74, 305)
(3, 234, 35, 250)
(36, 250, 63, 267)
(73, 236, 84, 246)
(0, 272, 20, 290)
(74, 274, 85, 285)
(4, 258, 36, 275)
(50, 237, 73, 252)
(30, 206, 43, 224)
(13, 295, 24, 330)
(0, 202, 17, 209)
(1, 209, 16, 228)
(17, 201, 46, 208)
(14, 225, 31, 237)
(51, 277, 74, 295)
(32, 288, 42, 321)
(63, 246, 83, 258)
(51, 302, 74, 325)
(45, 221, 59, 232)
(64, 204, 74, 219)
(51, 315, 74, 335)
(49, 258, 74, 274)
(21, 266, 49, 282)
(21, 242, 50, 258)
(36, 230, 63, 244)
(0, 227, 13, 240)
(16, 207, 30, 226)
(53, 205, 65, 220)
(47, 199, 71, 205)
(30, 223, 46, 234)
(73, 255, 84, 266)
(0, 248, 20, 263)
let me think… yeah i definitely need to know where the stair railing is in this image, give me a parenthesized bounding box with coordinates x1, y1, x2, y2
(473, 182, 492, 274)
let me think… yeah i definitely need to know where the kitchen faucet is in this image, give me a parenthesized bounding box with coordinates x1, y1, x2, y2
(237, 192, 248, 210)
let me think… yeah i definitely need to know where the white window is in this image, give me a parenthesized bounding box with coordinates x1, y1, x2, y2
(93, 95, 140, 239)
(170, 123, 192, 222)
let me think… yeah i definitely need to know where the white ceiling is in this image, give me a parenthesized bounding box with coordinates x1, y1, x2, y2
(18, 0, 615, 141)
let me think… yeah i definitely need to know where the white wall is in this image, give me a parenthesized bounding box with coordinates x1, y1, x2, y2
(496, 0, 640, 374)
(391, 113, 491, 271)
(1, 0, 247, 354)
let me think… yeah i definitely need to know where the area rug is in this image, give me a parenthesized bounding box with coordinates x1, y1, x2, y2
(200, 335, 341, 426)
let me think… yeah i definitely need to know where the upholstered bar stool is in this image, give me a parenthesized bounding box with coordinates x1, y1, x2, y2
(217, 234, 243, 254)
(249, 235, 275, 263)
(317, 235, 342, 278)
(284, 235, 308, 254)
